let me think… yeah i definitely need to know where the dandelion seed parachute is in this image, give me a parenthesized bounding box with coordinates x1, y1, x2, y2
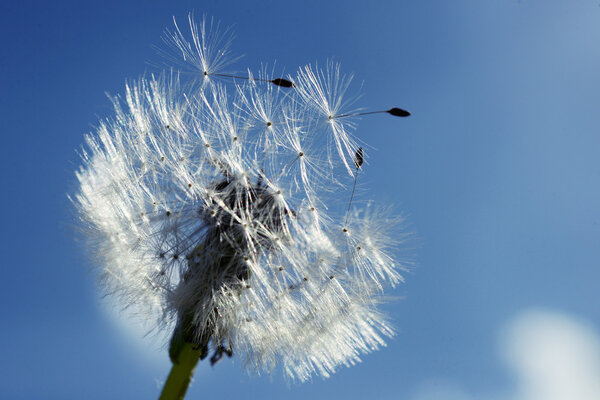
(72, 16, 409, 381)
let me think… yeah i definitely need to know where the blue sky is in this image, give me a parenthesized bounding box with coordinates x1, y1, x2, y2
(1, 1, 599, 399)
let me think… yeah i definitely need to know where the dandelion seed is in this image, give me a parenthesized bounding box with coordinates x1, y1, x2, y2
(333, 107, 412, 119)
(72, 14, 411, 393)
(207, 72, 295, 88)
(354, 147, 364, 169)
(271, 78, 295, 88)
(387, 107, 411, 117)
(345, 147, 364, 226)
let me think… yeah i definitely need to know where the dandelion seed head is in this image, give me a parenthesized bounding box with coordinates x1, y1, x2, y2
(73, 15, 410, 382)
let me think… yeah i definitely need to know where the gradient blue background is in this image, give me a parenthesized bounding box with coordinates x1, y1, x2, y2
(1, 1, 599, 399)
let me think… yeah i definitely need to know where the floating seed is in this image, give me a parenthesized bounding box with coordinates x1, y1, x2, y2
(354, 147, 364, 169)
(387, 107, 411, 117)
(271, 78, 295, 88)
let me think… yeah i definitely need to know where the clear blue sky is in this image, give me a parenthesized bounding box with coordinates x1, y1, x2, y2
(1, 1, 599, 399)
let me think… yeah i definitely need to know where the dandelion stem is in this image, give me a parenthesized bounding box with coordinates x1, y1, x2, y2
(159, 342, 203, 400)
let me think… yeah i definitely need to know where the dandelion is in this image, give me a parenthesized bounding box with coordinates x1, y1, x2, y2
(72, 15, 411, 398)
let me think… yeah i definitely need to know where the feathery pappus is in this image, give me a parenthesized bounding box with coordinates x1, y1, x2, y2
(72, 15, 411, 382)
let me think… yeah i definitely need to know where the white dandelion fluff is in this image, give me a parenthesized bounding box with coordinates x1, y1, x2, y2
(72, 15, 411, 384)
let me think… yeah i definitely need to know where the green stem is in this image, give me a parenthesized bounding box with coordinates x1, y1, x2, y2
(159, 342, 203, 400)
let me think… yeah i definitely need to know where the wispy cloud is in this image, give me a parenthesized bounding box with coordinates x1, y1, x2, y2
(503, 309, 600, 400)
(411, 309, 600, 400)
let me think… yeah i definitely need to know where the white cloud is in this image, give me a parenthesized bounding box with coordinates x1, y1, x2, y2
(96, 293, 171, 372)
(411, 309, 600, 400)
(503, 310, 600, 400)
